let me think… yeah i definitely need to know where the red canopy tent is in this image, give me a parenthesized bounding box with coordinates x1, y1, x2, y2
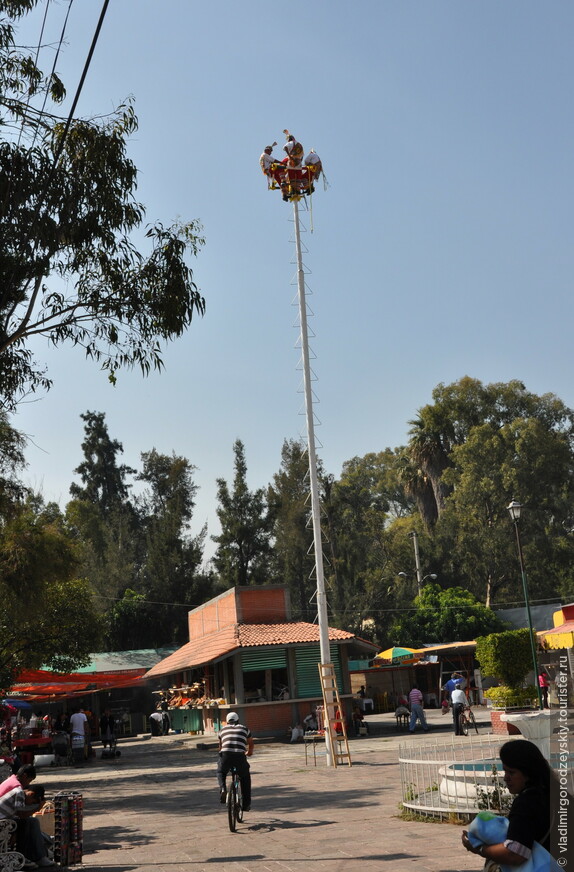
(10, 668, 146, 701)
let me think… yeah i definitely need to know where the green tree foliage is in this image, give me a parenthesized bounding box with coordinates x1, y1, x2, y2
(104, 589, 157, 652)
(475, 629, 533, 689)
(0, 2, 205, 410)
(267, 439, 316, 620)
(0, 408, 27, 516)
(0, 494, 102, 691)
(132, 449, 214, 646)
(66, 411, 137, 605)
(322, 450, 406, 635)
(213, 440, 274, 587)
(70, 412, 135, 510)
(400, 377, 574, 605)
(389, 583, 506, 648)
(66, 414, 215, 648)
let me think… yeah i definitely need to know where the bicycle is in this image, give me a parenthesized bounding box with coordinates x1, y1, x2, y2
(458, 705, 479, 736)
(226, 765, 243, 832)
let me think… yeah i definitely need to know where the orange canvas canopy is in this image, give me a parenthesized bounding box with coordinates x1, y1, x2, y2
(11, 668, 146, 700)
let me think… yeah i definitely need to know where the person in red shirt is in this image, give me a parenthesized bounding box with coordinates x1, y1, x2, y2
(538, 671, 550, 708)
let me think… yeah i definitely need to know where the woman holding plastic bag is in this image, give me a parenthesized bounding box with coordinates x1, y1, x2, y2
(461, 739, 561, 871)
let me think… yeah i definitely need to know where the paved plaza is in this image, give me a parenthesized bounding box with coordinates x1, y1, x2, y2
(37, 709, 494, 872)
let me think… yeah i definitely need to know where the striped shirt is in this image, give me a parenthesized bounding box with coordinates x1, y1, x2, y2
(0, 787, 25, 820)
(408, 688, 423, 706)
(219, 723, 251, 754)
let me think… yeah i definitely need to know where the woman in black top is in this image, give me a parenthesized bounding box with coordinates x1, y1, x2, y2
(462, 739, 552, 866)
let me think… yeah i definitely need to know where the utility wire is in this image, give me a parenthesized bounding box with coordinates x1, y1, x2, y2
(29, 0, 75, 150)
(3, 0, 74, 220)
(2, 0, 110, 332)
(89, 591, 567, 614)
(34, 0, 110, 212)
(15, 0, 50, 147)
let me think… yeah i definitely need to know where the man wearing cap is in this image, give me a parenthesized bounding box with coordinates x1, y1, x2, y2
(217, 712, 254, 812)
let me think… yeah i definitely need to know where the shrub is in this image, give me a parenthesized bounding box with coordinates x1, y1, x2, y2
(483, 685, 538, 709)
(475, 629, 533, 689)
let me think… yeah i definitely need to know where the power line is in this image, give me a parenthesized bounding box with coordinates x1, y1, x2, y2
(1, 0, 110, 334)
(29, 0, 76, 150)
(90, 590, 567, 615)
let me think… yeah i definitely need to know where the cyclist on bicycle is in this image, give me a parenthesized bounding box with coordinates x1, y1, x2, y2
(451, 685, 468, 735)
(217, 712, 254, 811)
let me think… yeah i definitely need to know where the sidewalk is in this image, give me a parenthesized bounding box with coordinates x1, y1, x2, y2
(35, 709, 494, 872)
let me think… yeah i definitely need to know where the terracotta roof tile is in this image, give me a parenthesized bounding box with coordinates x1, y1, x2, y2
(144, 621, 355, 679)
(238, 623, 354, 646)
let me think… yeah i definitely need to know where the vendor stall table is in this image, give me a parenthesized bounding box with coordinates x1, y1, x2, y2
(304, 731, 325, 766)
(12, 736, 52, 764)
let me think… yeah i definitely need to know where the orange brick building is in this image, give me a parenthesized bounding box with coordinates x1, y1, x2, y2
(145, 585, 378, 737)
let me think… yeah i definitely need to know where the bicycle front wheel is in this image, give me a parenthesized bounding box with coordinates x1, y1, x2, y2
(468, 709, 478, 734)
(236, 777, 243, 823)
(227, 783, 237, 832)
(459, 712, 468, 736)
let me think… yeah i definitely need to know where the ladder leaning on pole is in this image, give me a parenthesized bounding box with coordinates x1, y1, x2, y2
(318, 663, 352, 767)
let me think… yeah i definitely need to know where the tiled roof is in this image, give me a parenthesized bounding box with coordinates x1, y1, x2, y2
(541, 619, 574, 636)
(144, 622, 356, 679)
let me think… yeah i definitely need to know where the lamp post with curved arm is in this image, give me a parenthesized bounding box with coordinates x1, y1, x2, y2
(507, 500, 543, 711)
(398, 571, 437, 596)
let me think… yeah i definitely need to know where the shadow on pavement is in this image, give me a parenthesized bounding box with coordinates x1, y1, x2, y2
(247, 818, 334, 832)
(80, 866, 138, 871)
(84, 825, 156, 852)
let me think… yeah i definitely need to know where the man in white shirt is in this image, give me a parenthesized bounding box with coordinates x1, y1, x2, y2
(69, 709, 89, 765)
(259, 143, 284, 190)
(451, 686, 468, 735)
(69, 709, 87, 737)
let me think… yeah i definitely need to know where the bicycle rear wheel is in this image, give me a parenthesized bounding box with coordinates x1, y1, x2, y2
(468, 709, 478, 734)
(459, 712, 468, 736)
(227, 782, 237, 832)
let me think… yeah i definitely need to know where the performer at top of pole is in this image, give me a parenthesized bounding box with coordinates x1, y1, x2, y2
(259, 129, 324, 202)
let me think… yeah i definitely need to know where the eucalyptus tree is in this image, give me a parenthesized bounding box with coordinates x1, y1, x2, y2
(402, 377, 574, 606)
(0, 1, 205, 410)
(321, 449, 411, 637)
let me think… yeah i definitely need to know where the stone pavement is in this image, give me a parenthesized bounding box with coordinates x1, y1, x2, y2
(36, 708, 493, 872)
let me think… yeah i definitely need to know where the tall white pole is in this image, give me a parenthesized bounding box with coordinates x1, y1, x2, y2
(292, 199, 333, 766)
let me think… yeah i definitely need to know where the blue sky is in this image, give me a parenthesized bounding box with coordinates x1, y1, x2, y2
(12, 1, 574, 561)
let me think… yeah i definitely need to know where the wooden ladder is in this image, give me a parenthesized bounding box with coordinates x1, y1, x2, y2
(318, 662, 352, 767)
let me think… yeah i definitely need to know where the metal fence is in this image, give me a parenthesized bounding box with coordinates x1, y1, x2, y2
(399, 735, 512, 819)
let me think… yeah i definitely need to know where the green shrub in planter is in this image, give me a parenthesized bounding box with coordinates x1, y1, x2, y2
(483, 685, 538, 710)
(476, 628, 533, 688)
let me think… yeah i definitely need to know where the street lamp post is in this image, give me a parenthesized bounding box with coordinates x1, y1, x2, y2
(409, 530, 423, 594)
(398, 571, 437, 595)
(401, 530, 437, 595)
(507, 500, 544, 710)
